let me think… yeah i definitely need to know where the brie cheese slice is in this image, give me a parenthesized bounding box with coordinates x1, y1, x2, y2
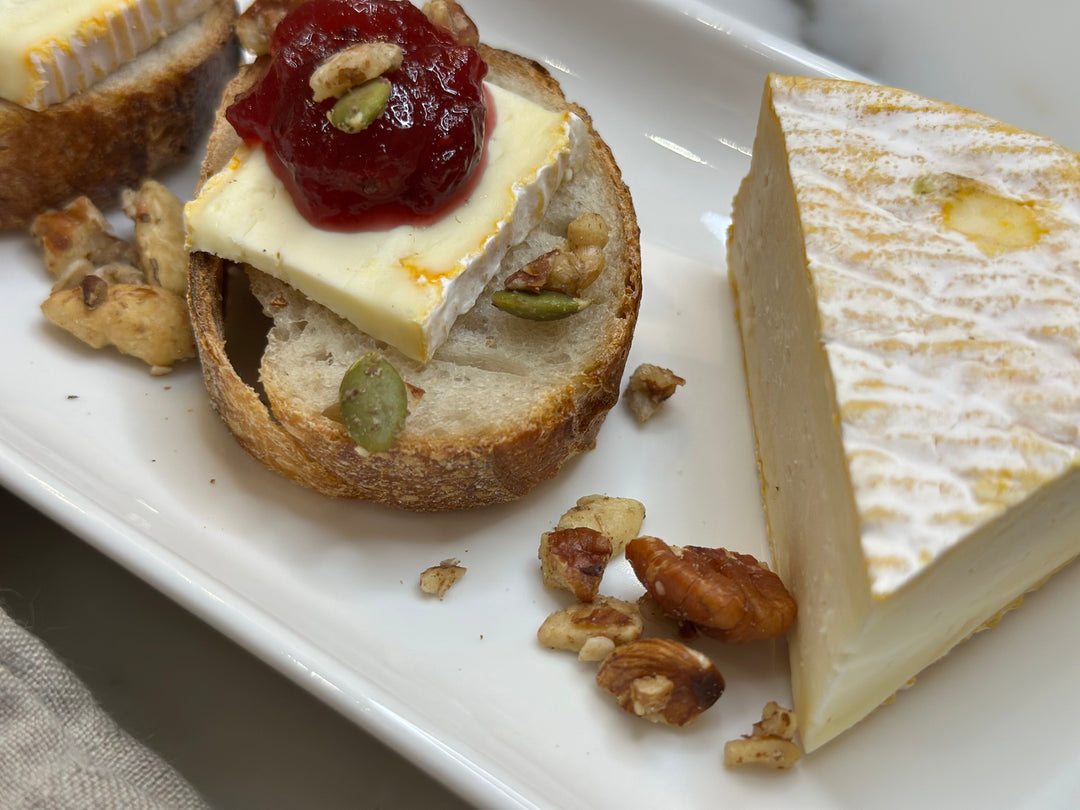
(728, 74, 1080, 752)
(186, 81, 587, 363)
(0, 0, 215, 110)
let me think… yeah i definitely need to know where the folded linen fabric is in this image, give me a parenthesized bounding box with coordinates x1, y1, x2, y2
(0, 607, 209, 809)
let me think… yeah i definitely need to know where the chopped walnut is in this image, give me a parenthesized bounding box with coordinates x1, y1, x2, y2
(122, 180, 188, 295)
(539, 526, 612, 602)
(625, 537, 796, 643)
(556, 495, 645, 558)
(625, 363, 685, 423)
(419, 558, 467, 599)
(32, 186, 194, 373)
(235, 0, 308, 55)
(422, 0, 479, 46)
(724, 702, 802, 770)
(30, 196, 138, 280)
(537, 595, 644, 655)
(309, 41, 404, 102)
(505, 246, 604, 297)
(504, 213, 609, 297)
(596, 638, 724, 726)
(40, 284, 196, 373)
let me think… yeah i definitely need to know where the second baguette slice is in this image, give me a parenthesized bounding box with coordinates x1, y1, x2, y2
(188, 46, 642, 510)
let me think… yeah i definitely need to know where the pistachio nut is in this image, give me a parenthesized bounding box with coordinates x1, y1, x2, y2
(491, 289, 592, 321)
(328, 78, 392, 134)
(338, 352, 408, 452)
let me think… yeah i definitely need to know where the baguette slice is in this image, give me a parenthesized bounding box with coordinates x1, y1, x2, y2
(0, 0, 239, 231)
(188, 45, 642, 510)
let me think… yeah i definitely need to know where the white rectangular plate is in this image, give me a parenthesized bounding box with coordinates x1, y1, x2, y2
(3, 1, 1079, 807)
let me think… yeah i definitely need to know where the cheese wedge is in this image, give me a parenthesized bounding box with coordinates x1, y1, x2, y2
(186, 81, 587, 363)
(727, 74, 1080, 752)
(0, 0, 215, 110)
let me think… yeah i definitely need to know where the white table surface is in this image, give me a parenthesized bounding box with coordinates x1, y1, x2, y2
(3, 1, 1077, 807)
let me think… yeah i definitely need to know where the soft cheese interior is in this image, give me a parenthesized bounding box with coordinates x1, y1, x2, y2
(0, 0, 214, 110)
(728, 74, 1080, 752)
(186, 81, 587, 363)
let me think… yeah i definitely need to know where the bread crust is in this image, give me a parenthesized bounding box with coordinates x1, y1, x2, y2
(0, 0, 239, 230)
(188, 44, 642, 510)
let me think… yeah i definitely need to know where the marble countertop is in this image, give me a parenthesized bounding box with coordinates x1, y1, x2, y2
(3, 1, 1077, 808)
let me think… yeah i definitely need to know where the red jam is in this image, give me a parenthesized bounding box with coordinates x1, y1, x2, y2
(226, 0, 488, 230)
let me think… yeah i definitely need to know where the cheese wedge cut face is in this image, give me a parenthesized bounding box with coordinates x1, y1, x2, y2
(186, 81, 587, 363)
(0, 0, 215, 110)
(727, 74, 1080, 752)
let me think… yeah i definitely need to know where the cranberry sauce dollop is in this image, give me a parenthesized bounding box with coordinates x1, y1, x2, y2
(226, 0, 488, 229)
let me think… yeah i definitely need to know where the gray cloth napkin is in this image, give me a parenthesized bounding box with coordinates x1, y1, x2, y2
(0, 607, 210, 810)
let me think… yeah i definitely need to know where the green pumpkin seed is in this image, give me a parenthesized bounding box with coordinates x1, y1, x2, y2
(338, 352, 407, 452)
(328, 78, 391, 134)
(491, 289, 591, 321)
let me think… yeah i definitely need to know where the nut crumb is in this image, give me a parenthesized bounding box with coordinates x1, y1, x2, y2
(625, 364, 685, 423)
(724, 702, 802, 770)
(420, 558, 467, 599)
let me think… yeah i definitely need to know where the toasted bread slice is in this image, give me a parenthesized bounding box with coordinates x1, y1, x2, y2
(188, 45, 642, 510)
(0, 0, 239, 230)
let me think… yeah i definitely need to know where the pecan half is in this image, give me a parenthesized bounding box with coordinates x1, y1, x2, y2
(596, 638, 724, 726)
(625, 537, 796, 643)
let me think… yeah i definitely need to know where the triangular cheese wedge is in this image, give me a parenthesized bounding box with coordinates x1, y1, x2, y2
(728, 74, 1080, 752)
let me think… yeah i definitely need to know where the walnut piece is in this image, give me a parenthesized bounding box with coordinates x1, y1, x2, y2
(422, 0, 479, 46)
(625, 537, 796, 643)
(539, 526, 611, 602)
(625, 363, 685, 423)
(235, 0, 307, 55)
(309, 41, 404, 102)
(419, 558, 467, 599)
(724, 701, 802, 770)
(40, 284, 196, 373)
(30, 195, 138, 280)
(122, 180, 188, 295)
(504, 213, 609, 297)
(32, 188, 195, 374)
(537, 595, 644, 655)
(556, 495, 645, 558)
(596, 638, 724, 726)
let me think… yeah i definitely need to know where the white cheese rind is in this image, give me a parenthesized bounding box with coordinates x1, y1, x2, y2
(777, 79, 1080, 597)
(728, 74, 1080, 752)
(185, 82, 587, 362)
(0, 0, 214, 110)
